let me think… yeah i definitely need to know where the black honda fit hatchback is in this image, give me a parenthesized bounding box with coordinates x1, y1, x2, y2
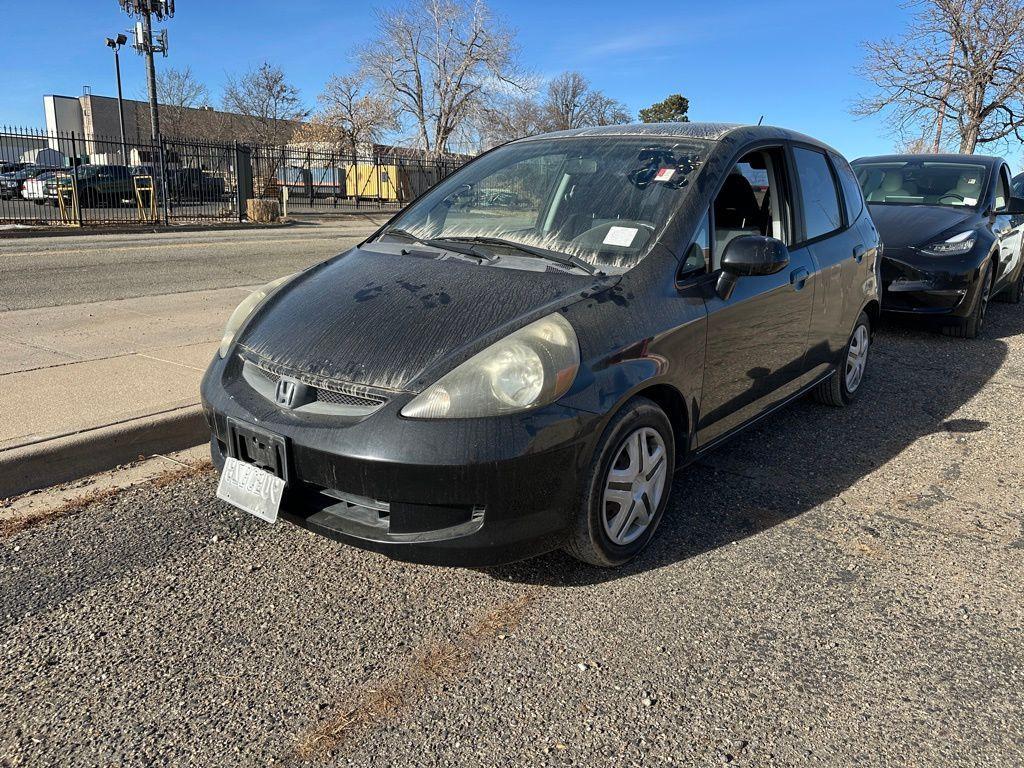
(201, 122, 881, 567)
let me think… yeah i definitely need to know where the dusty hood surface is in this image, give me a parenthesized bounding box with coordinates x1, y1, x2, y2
(867, 203, 977, 250)
(238, 246, 608, 392)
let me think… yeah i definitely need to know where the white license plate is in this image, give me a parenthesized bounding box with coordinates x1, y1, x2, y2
(216, 456, 285, 523)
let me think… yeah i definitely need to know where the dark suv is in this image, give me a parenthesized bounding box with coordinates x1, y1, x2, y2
(853, 154, 1024, 337)
(48, 165, 134, 207)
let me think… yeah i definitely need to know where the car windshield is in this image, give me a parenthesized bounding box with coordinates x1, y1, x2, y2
(854, 160, 989, 209)
(379, 136, 711, 273)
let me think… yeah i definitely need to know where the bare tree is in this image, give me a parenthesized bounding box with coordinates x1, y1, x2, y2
(542, 71, 630, 131)
(297, 73, 399, 154)
(153, 66, 210, 138)
(361, 0, 524, 156)
(855, 0, 1024, 153)
(222, 62, 309, 145)
(475, 94, 545, 145)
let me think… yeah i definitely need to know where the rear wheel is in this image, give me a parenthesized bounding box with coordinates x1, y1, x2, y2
(814, 311, 871, 407)
(943, 259, 993, 339)
(565, 397, 675, 567)
(998, 256, 1024, 304)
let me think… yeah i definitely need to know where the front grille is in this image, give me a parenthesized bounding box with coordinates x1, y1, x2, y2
(241, 356, 389, 413)
(316, 388, 385, 407)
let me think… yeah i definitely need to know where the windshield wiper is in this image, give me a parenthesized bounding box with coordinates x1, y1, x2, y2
(445, 235, 600, 275)
(382, 228, 495, 262)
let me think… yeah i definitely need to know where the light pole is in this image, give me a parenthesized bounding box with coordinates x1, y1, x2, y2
(105, 33, 129, 162)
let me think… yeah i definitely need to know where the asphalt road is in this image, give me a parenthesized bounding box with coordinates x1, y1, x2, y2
(0, 217, 388, 311)
(2, 299, 1022, 766)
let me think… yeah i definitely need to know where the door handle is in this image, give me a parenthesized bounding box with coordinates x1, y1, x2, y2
(853, 246, 866, 263)
(790, 267, 809, 290)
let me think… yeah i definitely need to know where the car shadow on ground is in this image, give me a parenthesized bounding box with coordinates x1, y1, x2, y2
(486, 304, 1023, 587)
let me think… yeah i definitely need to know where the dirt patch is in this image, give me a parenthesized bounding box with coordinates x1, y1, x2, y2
(0, 458, 213, 537)
(290, 589, 541, 763)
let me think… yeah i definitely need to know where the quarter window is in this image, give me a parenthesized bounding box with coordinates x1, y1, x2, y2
(995, 168, 1010, 212)
(793, 147, 842, 241)
(681, 212, 710, 275)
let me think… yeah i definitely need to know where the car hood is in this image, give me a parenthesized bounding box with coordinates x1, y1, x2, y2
(237, 245, 614, 392)
(867, 203, 979, 250)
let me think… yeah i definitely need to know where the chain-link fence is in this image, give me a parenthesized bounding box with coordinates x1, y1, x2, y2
(0, 126, 468, 227)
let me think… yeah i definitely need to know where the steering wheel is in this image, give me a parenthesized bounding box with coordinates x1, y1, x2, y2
(939, 193, 965, 205)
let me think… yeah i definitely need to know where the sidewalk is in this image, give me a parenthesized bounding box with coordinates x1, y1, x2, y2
(0, 286, 252, 496)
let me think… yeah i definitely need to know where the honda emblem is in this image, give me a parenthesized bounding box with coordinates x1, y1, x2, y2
(275, 377, 298, 408)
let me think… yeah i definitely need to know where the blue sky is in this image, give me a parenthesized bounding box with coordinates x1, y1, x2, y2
(1, 0, 921, 159)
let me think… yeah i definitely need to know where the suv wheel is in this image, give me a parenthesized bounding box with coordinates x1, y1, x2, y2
(814, 311, 871, 407)
(565, 397, 675, 567)
(998, 257, 1024, 304)
(943, 259, 993, 339)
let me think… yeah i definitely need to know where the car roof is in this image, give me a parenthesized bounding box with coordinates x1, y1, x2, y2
(512, 121, 843, 155)
(853, 153, 1002, 169)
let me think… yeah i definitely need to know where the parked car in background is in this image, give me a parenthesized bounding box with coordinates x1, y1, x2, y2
(853, 154, 1024, 338)
(203, 122, 880, 568)
(47, 165, 133, 207)
(21, 171, 56, 205)
(0, 165, 56, 200)
(123, 165, 227, 204)
(0, 161, 30, 175)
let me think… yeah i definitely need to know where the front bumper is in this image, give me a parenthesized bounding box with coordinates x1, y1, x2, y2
(200, 353, 603, 566)
(880, 249, 983, 318)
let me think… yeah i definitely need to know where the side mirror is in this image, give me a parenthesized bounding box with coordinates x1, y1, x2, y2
(1005, 196, 1024, 215)
(716, 235, 790, 300)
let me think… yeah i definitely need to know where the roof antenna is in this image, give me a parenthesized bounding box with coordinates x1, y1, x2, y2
(757, 115, 764, 126)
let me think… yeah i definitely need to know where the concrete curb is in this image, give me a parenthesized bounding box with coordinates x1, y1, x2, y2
(0, 220, 296, 240)
(0, 405, 208, 499)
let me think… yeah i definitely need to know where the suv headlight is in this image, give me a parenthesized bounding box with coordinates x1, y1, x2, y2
(218, 274, 293, 358)
(401, 313, 580, 419)
(921, 230, 976, 256)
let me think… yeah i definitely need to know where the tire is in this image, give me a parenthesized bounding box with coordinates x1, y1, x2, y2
(997, 256, 1024, 304)
(943, 259, 994, 339)
(564, 397, 675, 567)
(814, 311, 871, 407)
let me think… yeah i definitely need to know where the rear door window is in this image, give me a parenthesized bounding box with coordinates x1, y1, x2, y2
(831, 153, 864, 224)
(793, 147, 842, 241)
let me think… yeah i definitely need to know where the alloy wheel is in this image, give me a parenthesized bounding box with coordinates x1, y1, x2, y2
(845, 324, 869, 393)
(977, 266, 993, 333)
(602, 427, 668, 546)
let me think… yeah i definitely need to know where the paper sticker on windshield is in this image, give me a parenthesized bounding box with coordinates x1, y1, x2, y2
(604, 226, 638, 247)
(964, 197, 978, 205)
(654, 168, 676, 182)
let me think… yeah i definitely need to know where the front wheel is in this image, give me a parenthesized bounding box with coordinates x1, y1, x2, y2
(943, 259, 993, 339)
(814, 311, 871, 407)
(565, 397, 675, 567)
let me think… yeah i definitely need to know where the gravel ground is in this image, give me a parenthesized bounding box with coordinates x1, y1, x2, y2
(2, 305, 1023, 767)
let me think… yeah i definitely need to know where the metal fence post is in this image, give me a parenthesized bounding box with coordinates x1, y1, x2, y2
(70, 131, 82, 226)
(158, 137, 171, 225)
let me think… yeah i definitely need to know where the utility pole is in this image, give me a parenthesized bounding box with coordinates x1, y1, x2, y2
(105, 34, 129, 161)
(117, 1, 174, 141)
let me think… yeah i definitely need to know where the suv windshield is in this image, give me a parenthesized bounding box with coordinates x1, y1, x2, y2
(380, 136, 711, 272)
(854, 160, 989, 209)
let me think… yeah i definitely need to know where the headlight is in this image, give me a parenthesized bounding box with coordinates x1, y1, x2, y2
(921, 230, 976, 256)
(401, 313, 580, 419)
(217, 274, 293, 358)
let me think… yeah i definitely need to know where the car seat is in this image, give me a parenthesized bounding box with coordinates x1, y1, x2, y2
(942, 171, 983, 205)
(868, 171, 913, 202)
